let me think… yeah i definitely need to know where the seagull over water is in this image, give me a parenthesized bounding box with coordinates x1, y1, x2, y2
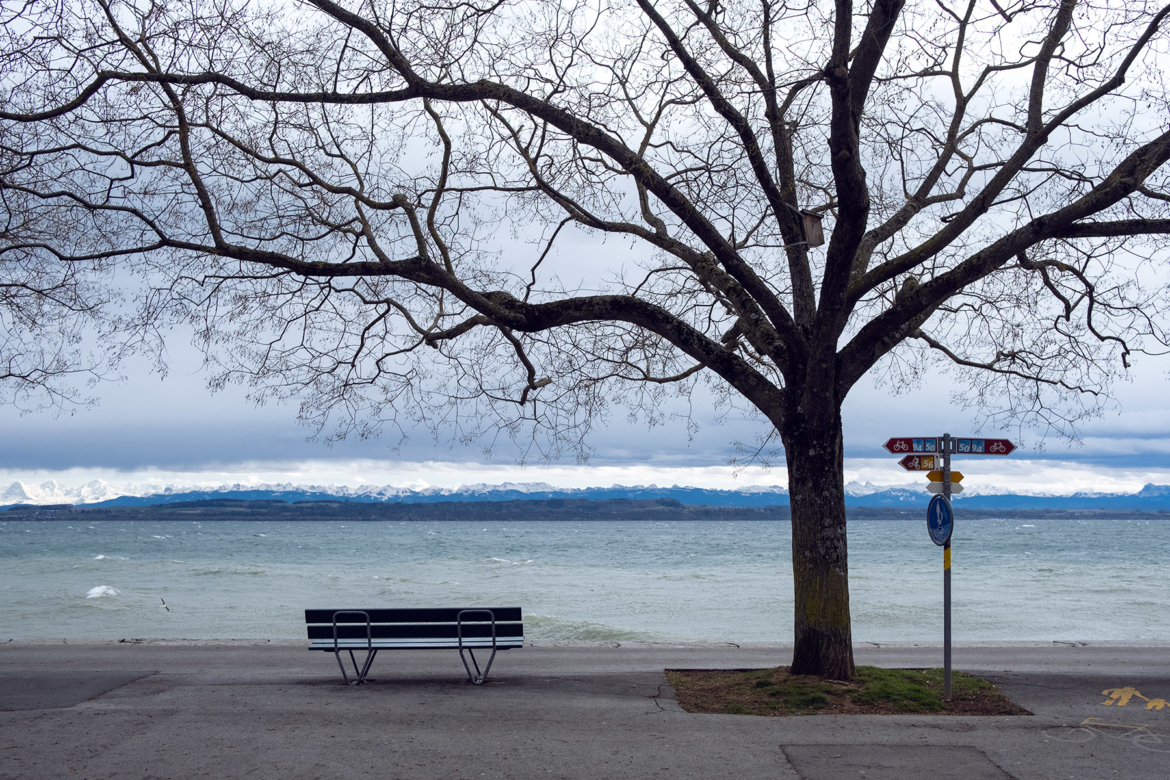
(161, 598, 170, 612)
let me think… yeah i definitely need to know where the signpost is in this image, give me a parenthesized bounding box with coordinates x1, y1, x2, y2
(884, 432, 1016, 701)
(940, 434, 954, 701)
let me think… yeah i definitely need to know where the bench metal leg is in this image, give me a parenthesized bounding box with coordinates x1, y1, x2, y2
(457, 609, 498, 685)
(459, 646, 498, 685)
(332, 610, 376, 685)
(335, 647, 378, 686)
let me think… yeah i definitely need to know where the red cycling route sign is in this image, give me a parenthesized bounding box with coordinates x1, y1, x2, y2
(898, 454, 938, 471)
(884, 437, 1015, 456)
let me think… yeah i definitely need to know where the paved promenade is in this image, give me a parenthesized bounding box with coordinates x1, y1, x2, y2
(2, 641, 1169, 779)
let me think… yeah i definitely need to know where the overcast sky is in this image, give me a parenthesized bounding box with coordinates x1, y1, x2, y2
(4, 3, 1169, 498)
(3, 329, 1169, 496)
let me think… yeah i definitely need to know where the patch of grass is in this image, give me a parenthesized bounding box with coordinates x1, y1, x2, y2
(850, 667, 945, 712)
(665, 665, 1030, 717)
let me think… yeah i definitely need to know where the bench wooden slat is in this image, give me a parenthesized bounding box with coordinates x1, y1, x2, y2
(308, 638, 522, 650)
(307, 623, 523, 641)
(305, 607, 521, 624)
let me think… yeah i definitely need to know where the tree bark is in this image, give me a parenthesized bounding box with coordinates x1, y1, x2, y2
(784, 408, 856, 679)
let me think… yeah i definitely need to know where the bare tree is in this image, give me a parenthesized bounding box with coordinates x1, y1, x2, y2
(0, 177, 120, 412)
(3, 0, 1170, 677)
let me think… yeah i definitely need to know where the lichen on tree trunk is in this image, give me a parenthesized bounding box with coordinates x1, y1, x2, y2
(784, 410, 856, 680)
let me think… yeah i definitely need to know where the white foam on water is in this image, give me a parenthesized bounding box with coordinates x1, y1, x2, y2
(93, 555, 127, 560)
(525, 615, 673, 643)
(86, 585, 121, 599)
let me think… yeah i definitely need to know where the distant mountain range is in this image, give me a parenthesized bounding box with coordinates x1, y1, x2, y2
(5, 479, 1170, 512)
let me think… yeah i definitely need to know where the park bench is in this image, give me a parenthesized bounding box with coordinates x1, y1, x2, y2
(305, 607, 523, 685)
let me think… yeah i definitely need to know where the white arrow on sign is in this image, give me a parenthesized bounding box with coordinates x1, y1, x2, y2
(927, 482, 963, 495)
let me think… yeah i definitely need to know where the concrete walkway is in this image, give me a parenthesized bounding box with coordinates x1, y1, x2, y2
(2, 641, 1168, 779)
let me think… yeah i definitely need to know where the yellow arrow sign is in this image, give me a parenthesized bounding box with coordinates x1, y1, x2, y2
(927, 470, 964, 483)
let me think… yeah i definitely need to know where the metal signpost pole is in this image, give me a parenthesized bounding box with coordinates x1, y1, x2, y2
(942, 433, 952, 702)
(886, 433, 1015, 706)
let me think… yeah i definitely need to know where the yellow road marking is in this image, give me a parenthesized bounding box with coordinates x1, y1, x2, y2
(1102, 687, 1155, 707)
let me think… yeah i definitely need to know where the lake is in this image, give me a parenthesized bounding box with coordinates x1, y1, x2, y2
(1, 517, 1166, 642)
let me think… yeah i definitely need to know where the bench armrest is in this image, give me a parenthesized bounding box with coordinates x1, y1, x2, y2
(457, 609, 496, 650)
(331, 610, 372, 653)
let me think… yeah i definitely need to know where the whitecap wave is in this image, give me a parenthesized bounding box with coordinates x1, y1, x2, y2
(93, 555, 127, 560)
(86, 585, 121, 599)
(525, 615, 670, 642)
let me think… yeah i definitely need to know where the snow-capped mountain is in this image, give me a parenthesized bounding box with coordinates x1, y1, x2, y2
(5, 478, 1170, 511)
(0, 479, 156, 506)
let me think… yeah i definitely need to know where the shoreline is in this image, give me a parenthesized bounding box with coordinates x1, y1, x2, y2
(5, 637, 1169, 648)
(8, 500, 1170, 521)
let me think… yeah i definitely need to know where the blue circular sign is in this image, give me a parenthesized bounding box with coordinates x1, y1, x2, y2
(927, 494, 954, 546)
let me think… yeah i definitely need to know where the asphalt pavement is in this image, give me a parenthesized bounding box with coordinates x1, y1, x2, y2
(2, 641, 1168, 779)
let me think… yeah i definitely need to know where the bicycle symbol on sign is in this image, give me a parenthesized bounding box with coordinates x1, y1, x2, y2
(989, 441, 1007, 453)
(893, 440, 909, 451)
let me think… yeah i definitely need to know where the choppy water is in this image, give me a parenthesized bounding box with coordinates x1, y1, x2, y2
(1, 518, 1166, 642)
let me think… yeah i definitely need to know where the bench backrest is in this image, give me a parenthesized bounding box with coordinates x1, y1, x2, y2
(305, 607, 523, 642)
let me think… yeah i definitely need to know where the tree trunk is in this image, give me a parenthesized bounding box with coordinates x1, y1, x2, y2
(784, 408, 856, 680)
